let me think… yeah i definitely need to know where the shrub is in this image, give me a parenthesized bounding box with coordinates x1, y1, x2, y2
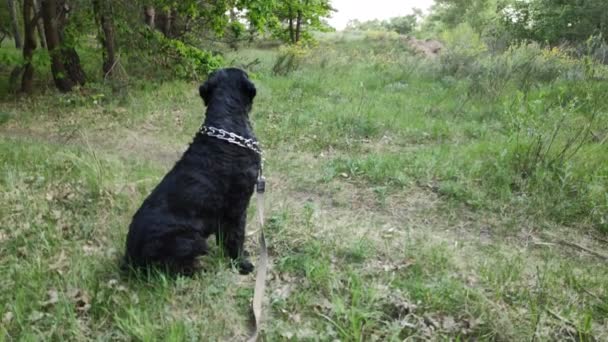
(272, 43, 309, 76)
(439, 23, 487, 77)
(133, 29, 224, 80)
(160, 37, 224, 80)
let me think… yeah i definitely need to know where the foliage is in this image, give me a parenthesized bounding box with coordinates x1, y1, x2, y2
(438, 23, 488, 77)
(346, 12, 421, 35)
(0, 3, 12, 45)
(154, 31, 224, 80)
(119, 28, 224, 81)
(425, 0, 608, 57)
(271, 0, 335, 44)
(271, 43, 309, 75)
(424, 0, 500, 33)
(502, 0, 608, 46)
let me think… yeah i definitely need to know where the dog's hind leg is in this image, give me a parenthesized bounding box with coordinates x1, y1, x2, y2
(140, 231, 208, 275)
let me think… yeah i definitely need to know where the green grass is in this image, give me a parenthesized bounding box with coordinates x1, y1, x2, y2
(1, 35, 607, 340)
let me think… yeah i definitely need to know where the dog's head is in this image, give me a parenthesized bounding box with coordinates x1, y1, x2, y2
(199, 68, 256, 108)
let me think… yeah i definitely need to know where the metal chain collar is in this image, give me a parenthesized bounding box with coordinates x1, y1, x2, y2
(199, 125, 262, 156)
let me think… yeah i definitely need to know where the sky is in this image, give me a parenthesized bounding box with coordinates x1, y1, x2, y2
(328, 0, 436, 30)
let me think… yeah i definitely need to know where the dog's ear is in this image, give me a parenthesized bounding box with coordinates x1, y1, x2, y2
(200, 70, 222, 106)
(199, 81, 213, 106)
(242, 79, 256, 101)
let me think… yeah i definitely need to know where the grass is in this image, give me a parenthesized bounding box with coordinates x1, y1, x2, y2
(1, 34, 608, 340)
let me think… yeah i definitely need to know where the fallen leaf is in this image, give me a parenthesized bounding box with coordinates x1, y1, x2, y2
(423, 314, 439, 329)
(130, 293, 140, 304)
(82, 243, 100, 256)
(381, 259, 415, 272)
(314, 297, 332, 312)
(105, 247, 118, 258)
(280, 331, 295, 339)
(50, 250, 68, 274)
(29, 311, 45, 322)
(273, 284, 293, 301)
(383, 291, 417, 319)
(68, 288, 91, 313)
(3, 311, 13, 324)
(296, 327, 316, 339)
(39, 289, 60, 307)
(442, 315, 458, 332)
(17, 247, 28, 258)
(289, 313, 301, 323)
(381, 227, 397, 238)
(398, 319, 417, 329)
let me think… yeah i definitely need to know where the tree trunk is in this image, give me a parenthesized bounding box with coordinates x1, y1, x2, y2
(164, 10, 171, 36)
(21, 0, 37, 93)
(295, 10, 302, 43)
(157, 7, 171, 36)
(288, 7, 295, 44)
(8, 0, 23, 48)
(41, 0, 74, 92)
(93, 0, 117, 77)
(33, 0, 46, 48)
(144, 5, 155, 28)
(62, 46, 86, 85)
(56, 0, 85, 86)
(288, 17, 294, 43)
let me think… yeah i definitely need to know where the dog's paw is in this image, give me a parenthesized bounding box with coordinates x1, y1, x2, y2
(238, 259, 254, 275)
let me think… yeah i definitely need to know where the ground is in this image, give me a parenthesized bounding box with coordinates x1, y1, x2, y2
(1, 36, 607, 340)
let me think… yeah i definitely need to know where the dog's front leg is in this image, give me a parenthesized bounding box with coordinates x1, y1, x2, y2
(220, 213, 254, 275)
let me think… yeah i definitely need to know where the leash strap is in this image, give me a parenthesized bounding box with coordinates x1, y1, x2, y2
(248, 176, 267, 342)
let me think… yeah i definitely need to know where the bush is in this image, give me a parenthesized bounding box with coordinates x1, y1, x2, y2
(160, 37, 224, 80)
(272, 43, 309, 76)
(132, 29, 224, 80)
(438, 25, 591, 100)
(439, 24, 487, 77)
(363, 31, 401, 42)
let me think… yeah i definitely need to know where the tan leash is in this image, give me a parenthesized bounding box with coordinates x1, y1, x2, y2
(199, 124, 267, 340)
(247, 175, 267, 342)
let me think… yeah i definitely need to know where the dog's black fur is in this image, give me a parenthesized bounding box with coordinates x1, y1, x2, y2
(124, 68, 260, 275)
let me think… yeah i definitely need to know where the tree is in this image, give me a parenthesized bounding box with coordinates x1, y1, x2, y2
(273, 0, 334, 44)
(93, 0, 118, 77)
(33, 0, 46, 48)
(21, 0, 37, 93)
(41, 0, 75, 91)
(388, 15, 418, 35)
(0, 2, 12, 46)
(56, 1, 86, 86)
(424, 0, 501, 33)
(7, 0, 22, 48)
(14, 0, 312, 94)
(502, 0, 608, 45)
(144, 5, 155, 28)
(346, 18, 386, 32)
(345, 12, 421, 36)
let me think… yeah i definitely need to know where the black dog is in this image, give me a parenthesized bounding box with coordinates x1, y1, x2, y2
(125, 68, 260, 275)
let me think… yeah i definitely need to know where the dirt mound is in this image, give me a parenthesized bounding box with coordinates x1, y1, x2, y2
(404, 36, 444, 59)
